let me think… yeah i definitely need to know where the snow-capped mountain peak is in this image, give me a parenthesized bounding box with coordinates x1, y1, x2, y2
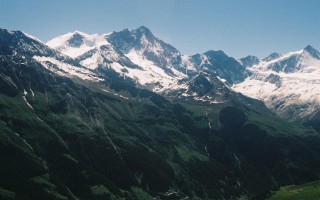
(131, 26, 154, 41)
(262, 52, 282, 62)
(303, 45, 320, 60)
(3, 27, 320, 123)
(47, 27, 187, 91)
(0, 28, 102, 82)
(45, 27, 320, 122)
(65, 31, 88, 48)
(239, 55, 260, 68)
(47, 26, 249, 93)
(135, 25, 152, 33)
(46, 31, 111, 58)
(234, 46, 320, 120)
(46, 31, 85, 49)
(0, 28, 67, 59)
(107, 27, 181, 72)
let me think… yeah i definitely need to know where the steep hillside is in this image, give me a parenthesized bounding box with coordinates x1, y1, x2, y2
(1, 28, 320, 199)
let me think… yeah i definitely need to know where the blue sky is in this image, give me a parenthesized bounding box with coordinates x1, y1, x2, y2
(1, 0, 319, 58)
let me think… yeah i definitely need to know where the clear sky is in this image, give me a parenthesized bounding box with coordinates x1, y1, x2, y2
(1, 0, 319, 58)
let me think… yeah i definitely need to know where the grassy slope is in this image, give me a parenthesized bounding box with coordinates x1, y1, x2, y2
(267, 180, 320, 200)
(1, 58, 320, 199)
(2, 84, 320, 199)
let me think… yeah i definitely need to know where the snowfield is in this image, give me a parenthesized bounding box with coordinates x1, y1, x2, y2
(33, 56, 103, 82)
(233, 47, 320, 120)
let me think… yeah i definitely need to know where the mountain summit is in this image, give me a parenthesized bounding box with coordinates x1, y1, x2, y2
(46, 27, 320, 121)
(234, 46, 320, 120)
(47, 27, 247, 96)
(1, 26, 320, 199)
(303, 45, 320, 59)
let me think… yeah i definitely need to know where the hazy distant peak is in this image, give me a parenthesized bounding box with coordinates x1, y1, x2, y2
(240, 55, 260, 68)
(303, 45, 320, 59)
(262, 52, 282, 62)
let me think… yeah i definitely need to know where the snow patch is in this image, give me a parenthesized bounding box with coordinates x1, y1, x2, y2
(122, 50, 182, 92)
(181, 55, 197, 73)
(14, 132, 34, 151)
(22, 90, 34, 110)
(30, 89, 35, 97)
(33, 56, 103, 82)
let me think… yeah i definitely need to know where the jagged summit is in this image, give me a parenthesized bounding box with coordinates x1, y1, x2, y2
(72, 30, 88, 35)
(67, 32, 86, 48)
(3, 26, 320, 200)
(47, 30, 111, 59)
(0, 28, 64, 58)
(0, 28, 23, 36)
(239, 55, 260, 68)
(304, 44, 317, 52)
(234, 45, 320, 120)
(204, 49, 226, 56)
(303, 45, 320, 59)
(134, 25, 153, 35)
(262, 52, 282, 62)
(44, 27, 320, 121)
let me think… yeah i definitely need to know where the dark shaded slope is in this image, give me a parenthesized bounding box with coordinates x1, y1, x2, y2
(1, 29, 320, 200)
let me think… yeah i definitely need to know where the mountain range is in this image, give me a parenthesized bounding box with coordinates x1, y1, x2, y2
(44, 26, 320, 124)
(0, 26, 320, 199)
(236, 45, 320, 122)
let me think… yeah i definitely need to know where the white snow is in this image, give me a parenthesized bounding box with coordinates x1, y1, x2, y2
(47, 29, 188, 92)
(47, 31, 89, 49)
(14, 132, 34, 151)
(217, 77, 227, 83)
(37, 116, 44, 122)
(46, 31, 111, 59)
(233, 48, 320, 119)
(61, 45, 95, 58)
(80, 49, 104, 69)
(233, 78, 277, 100)
(181, 55, 197, 73)
(102, 89, 129, 99)
(46, 30, 319, 120)
(200, 54, 209, 66)
(205, 111, 212, 130)
(23, 32, 46, 44)
(22, 96, 34, 110)
(123, 50, 183, 92)
(30, 89, 35, 97)
(22, 89, 34, 109)
(33, 56, 103, 82)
